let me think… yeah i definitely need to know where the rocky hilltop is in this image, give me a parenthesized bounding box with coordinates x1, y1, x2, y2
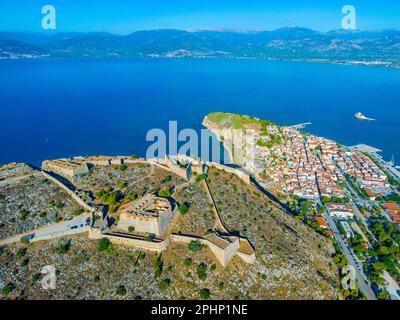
(0, 156, 340, 300)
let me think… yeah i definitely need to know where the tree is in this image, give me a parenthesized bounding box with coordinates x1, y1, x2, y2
(179, 203, 189, 215)
(197, 263, 207, 280)
(116, 285, 127, 296)
(158, 279, 171, 291)
(161, 175, 172, 183)
(73, 208, 85, 216)
(128, 226, 135, 233)
(377, 290, 390, 300)
(157, 188, 171, 198)
(20, 235, 30, 245)
(56, 241, 70, 254)
(199, 288, 210, 299)
(117, 181, 127, 189)
(31, 273, 42, 285)
(188, 241, 202, 252)
(1, 283, 15, 296)
(154, 255, 163, 278)
(19, 209, 29, 220)
(184, 258, 192, 267)
(16, 248, 27, 258)
(145, 234, 155, 242)
(195, 173, 207, 182)
(98, 238, 110, 252)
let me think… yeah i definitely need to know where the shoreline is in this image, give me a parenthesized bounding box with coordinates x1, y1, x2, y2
(1, 54, 399, 70)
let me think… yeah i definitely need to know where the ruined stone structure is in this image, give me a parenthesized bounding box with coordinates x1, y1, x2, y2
(116, 194, 178, 236)
(42, 159, 89, 180)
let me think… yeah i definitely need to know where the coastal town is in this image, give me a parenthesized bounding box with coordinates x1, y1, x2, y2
(204, 112, 400, 300)
(0, 113, 399, 301)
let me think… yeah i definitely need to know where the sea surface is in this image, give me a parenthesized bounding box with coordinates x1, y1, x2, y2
(0, 58, 399, 167)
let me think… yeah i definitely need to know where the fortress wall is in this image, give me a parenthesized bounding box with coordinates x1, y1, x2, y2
(88, 229, 170, 252)
(87, 160, 111, 166)
(110, 159, 123, 165)
(85, 157, 149, 167)
(148, 159, 188, 180)
(88, 230, 255, 266)
(41, 171, 93, 212)
(203, 179, 228, 233)
(207, 238, 240, 268)
(123, 158, 148, 165)
(170, 234, 207, 245)
(158, 205, 178, 235)
(207, 162, 251, 184)
(236, 251, 256, 264)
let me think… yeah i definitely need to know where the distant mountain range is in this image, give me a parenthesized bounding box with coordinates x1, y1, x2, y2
(1, 27, 399, 67)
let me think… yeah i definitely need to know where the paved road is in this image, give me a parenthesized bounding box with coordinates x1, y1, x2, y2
(0, 214, 90, 246)
(323, 211, 376, 300)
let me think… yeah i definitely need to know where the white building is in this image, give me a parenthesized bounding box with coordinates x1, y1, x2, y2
(326, 203, 354, 219)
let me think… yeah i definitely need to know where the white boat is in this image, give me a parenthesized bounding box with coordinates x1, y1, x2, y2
(354, 112, 375, 121)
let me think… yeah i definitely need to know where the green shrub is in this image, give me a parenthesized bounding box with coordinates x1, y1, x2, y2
(154, 255, 163, 278)
(184, 258, 192, 267)
(195, 173, 207, 182)
(161, 175, 172, 183)
(118, 181, 127, 189)
(188, 241, 202, 252)
(179, 203, 189, 215)
(57, 242, 70, 254)
(157, 188, 171, 198)
(197, 263, 207, 281)
(158, 279, 171, 291)
(73, 208, 85, 216)
(199, 288, 210, 299)
(128, 226, 135, 233)
(20, 235, 30, 245)
(145, 234, 155, 242)
(98, 238, 110, 252)
(2, 283, 15, 296)
(39, 211, 47, 218)
(31, 273, 42, 285)
(116, 285, 127, 296)
(20, 258, 29, 267)
(16, 248, 27, 258)
(19, 210, 29, 220)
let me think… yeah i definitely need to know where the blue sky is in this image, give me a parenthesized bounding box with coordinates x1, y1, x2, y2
(0, 0, 399, 34)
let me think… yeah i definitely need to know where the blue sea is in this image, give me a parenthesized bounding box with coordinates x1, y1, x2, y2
(0, 58, 399, 166)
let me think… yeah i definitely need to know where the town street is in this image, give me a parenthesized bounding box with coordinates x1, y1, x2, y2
(322, 211, 377, 300)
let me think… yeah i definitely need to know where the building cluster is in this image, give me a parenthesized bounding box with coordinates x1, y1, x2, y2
(326, 203, 354, 219)
(255, 128, 345, 199)
(334, 149, 389, 196)
(253, 126, 389, 202)
(383, 202, 400, 223)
